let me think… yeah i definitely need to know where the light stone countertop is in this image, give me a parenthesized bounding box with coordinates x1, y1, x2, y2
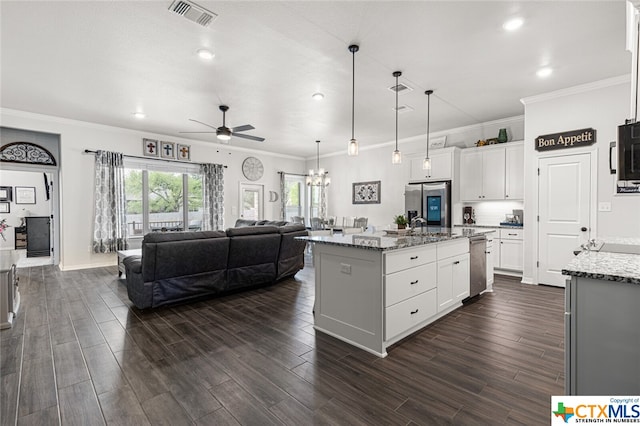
(297, 227, 495, 252)
(562, 237, 640, 285)
(454, 224, 524, 229)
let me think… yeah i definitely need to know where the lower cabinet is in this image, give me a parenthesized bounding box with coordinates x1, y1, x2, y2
(437, 252, 470, 312)
(385, 289, 437, 340)
(498, 228, 523, 271)
(486, 234, 495, 289)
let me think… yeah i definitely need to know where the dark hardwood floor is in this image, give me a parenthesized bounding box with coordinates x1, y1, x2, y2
(1, 263, 564, 425)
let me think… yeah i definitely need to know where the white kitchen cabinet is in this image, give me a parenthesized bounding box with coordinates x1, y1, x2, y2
(505, 144, 524, 200)
(409, 147, 459, 182)
(460, 146, 505, 201)
(436, 239, 470, 312)
(498, 228, 523, 271)
(485, 233, 495, 290)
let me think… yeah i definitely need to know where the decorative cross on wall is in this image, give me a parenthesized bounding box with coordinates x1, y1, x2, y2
(147, 142, 156, 153)
(163, 144, 173, 156)
(179, 146, 188, 157)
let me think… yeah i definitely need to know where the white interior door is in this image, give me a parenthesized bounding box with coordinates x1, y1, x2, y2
(239, 183, 263, 220)
(538, 153, 591, 287)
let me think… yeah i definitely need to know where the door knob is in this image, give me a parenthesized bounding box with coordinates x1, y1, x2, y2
(581, 227, 588, 232)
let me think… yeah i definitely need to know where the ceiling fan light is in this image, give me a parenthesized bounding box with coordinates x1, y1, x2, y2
(348, 138, 358, 156)
(217, 133, 231, 141)
(422, 157, 432, 171)
(392, 149, 402, 164)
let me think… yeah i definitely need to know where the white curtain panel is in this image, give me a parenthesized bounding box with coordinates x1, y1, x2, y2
(279, 172, 288, 221)
(200, 163, 225, 231)
(92, 150, 129, 253)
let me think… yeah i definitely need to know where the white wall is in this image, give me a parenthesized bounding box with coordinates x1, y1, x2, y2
(0, 108, 306, 270)
(0, 170, 53, 250)
(521, 75, 639, 284)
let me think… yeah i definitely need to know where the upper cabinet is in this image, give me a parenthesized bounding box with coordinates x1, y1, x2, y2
(409, 147, 460, 182)
(459, 141, 524, 202)
(505, 143, 524, 200)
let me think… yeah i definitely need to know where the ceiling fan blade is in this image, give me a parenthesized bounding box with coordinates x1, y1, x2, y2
(178, 131, 216, 134)
(231, 124, 254, 132)
(188, 118, 219, 131)
(233, 133, 265, 142)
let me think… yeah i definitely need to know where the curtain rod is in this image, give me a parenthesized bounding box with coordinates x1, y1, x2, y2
(277, 171, 307, 177)
(83, 149, 227, 168)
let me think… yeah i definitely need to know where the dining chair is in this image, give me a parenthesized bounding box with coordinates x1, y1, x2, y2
(342, 216, 355, 228)
(310, 217, 323, 230)
(353, 217, 368, 229)
(291, 216, 305, 226)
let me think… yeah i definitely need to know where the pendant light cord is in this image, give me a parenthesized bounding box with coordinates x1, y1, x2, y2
(316, 140, 320, 170)
(351, 49, 355, 140)
(636, 19, 639, 122)
(395, 74, 399, 150)
(427, 92, 430, 158)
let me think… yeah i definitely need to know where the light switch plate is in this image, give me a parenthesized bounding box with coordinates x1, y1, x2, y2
(598, 202, 612, 212)
(340, 263, 351, 274)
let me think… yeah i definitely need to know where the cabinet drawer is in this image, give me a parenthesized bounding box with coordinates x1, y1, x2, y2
(437, 238, 468, 260)
(500, 228, 523, 240)
(385, 289, 437, 340)
(385, 262, 436, 307)
(385, 245, 436, 274)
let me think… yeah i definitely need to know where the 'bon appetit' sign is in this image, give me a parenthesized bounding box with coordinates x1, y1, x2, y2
(535, 128, 596, 151)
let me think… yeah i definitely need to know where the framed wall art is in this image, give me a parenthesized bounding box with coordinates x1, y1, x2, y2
(160, 141, 175, 159)
(0, 202, 9, 213)
(143, 138, 159, 157)
(15, 186, 36, 204)
(352, 180, 381, 204)
(176, 143, 191, 161)
(0, 186, 12, 202)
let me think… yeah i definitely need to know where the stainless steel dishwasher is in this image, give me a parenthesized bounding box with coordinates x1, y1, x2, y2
(468, 235, 487, 299)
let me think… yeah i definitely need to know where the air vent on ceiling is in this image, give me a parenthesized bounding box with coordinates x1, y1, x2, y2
(393, 105, 414, 113)
(168, 0, 217, 27)
(388, 83, 413, 93)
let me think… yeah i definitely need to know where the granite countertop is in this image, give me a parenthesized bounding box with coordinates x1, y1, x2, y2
(297, 227, 494, 251)
(454, 224, 524, 229)
(562, 237, 640, 285)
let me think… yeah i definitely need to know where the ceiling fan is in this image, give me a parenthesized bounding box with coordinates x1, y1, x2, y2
(180, 105, 265, 143)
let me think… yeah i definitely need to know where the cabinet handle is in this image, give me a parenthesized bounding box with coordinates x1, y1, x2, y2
(508, 233, 517, 236)
(505, 194, 509, 198)
(410, 256, 419, 260)
(453, 261, 460, 265)
(410, 309, 419, 315)
(500, 241, 504, 244)
(410, 280, 419, 285)
(485, 251, 491, 254)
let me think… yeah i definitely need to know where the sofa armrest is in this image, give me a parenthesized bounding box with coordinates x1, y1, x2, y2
(123, 255, 142, 274)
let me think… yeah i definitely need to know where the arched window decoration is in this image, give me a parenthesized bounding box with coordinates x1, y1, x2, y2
(0, 142, 57, 166)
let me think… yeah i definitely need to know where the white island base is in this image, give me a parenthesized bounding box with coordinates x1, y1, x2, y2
(313, 237, 470, 357)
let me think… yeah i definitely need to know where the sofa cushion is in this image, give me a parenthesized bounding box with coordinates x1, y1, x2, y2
(278, 224, 306, 234)
(234, 219, 257, 227)
(226, 225, 279, 237)
(257, 220, 289, 226)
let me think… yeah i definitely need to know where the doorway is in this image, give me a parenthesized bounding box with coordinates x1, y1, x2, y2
(538, 153, 593, 287)
(239, 183, 264, 221)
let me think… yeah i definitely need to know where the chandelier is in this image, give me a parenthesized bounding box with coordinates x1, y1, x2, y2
(306, 140, 330, 187)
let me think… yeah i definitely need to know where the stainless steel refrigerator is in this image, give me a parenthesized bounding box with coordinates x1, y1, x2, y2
(405, 181, 452, 228)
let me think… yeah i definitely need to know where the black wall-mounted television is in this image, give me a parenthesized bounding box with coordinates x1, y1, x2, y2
(618, 122, 640, 181)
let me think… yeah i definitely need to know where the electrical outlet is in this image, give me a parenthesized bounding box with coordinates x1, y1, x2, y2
(340, 263, 351, 274)
(88, 245, 92, 253)
(598, 202, 612, 212)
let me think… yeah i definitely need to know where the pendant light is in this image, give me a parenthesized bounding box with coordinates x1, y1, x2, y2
(391, 71, 402, 164)
(306, 140, 330, 187)
(347, 45, 359, 156)
(423, 90, 434, 172)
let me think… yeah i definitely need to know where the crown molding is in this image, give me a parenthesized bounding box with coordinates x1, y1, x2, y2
(0, 108, 306, 161)
(520, 75, 631, 106)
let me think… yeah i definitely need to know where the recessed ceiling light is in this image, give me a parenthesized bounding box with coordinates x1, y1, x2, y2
(312, 92, 324, 100)
(197, 48, 215, 60)
(503, 18, 524, 31)
(537, 67, 553, 78)
(133, 112, 146, 119)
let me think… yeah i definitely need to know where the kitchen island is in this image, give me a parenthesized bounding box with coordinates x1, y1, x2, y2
(562, 237, 640, 395)
(300, 228, 492, 357)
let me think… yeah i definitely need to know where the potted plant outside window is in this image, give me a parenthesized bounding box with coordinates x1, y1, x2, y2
(394, 214, 408, 229)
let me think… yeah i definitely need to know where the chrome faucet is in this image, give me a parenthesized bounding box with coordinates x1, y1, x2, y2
(410, 217, 426, 232)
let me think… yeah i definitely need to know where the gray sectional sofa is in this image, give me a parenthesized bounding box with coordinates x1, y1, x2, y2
(123, 223, 307, 309)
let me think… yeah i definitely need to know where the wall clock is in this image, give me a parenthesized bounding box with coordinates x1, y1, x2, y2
(242, 156, 264, 181)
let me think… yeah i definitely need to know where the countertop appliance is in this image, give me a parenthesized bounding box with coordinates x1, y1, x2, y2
(467, 234, 487, 299)
(405, 181, 452, 228)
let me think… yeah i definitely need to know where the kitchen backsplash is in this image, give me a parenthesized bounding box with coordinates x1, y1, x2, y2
(463, 201, 524, 226)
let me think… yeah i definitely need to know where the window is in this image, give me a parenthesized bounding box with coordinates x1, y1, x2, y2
(124, 160, 203, 236)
